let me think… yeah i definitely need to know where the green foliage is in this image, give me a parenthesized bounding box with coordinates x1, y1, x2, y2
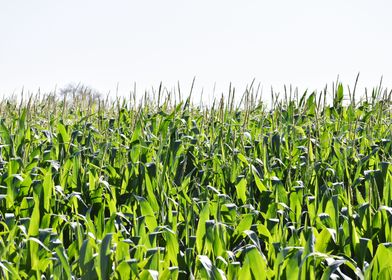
(0, 87, 391, 279)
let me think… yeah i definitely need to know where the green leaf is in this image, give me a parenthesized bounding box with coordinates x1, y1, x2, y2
(235, 178, 247, 203)
(42, 170, 53, 212)
(243, 246, 268, 280)
(235, 214, 253, 236)
(196, 203, 210, 254)
(28, 196, 40, 237)
(366, 243, 392, 279)
(80, 238, 97, 279)
(55, 246, 72, 279)
(99, 233, 113, 280)
(135, 195, 158, 232)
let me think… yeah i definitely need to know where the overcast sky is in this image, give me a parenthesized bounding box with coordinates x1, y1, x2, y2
(1, 0, 391, 100)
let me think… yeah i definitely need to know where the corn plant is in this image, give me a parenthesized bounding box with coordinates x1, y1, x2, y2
(0, 84, 391, 279)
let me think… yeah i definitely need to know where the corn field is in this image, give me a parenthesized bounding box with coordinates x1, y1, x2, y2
(0, 84, 391, 279)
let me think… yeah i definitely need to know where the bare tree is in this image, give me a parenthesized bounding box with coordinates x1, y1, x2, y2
(59, 83, 101, 101)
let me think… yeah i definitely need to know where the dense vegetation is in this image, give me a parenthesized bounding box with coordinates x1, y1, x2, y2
(0, 84, 391, 279)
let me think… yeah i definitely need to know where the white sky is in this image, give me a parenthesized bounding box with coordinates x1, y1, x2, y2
(1, 0, 391, 101)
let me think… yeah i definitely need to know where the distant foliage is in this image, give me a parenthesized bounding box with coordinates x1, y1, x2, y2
(59, 83, 102, 107)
